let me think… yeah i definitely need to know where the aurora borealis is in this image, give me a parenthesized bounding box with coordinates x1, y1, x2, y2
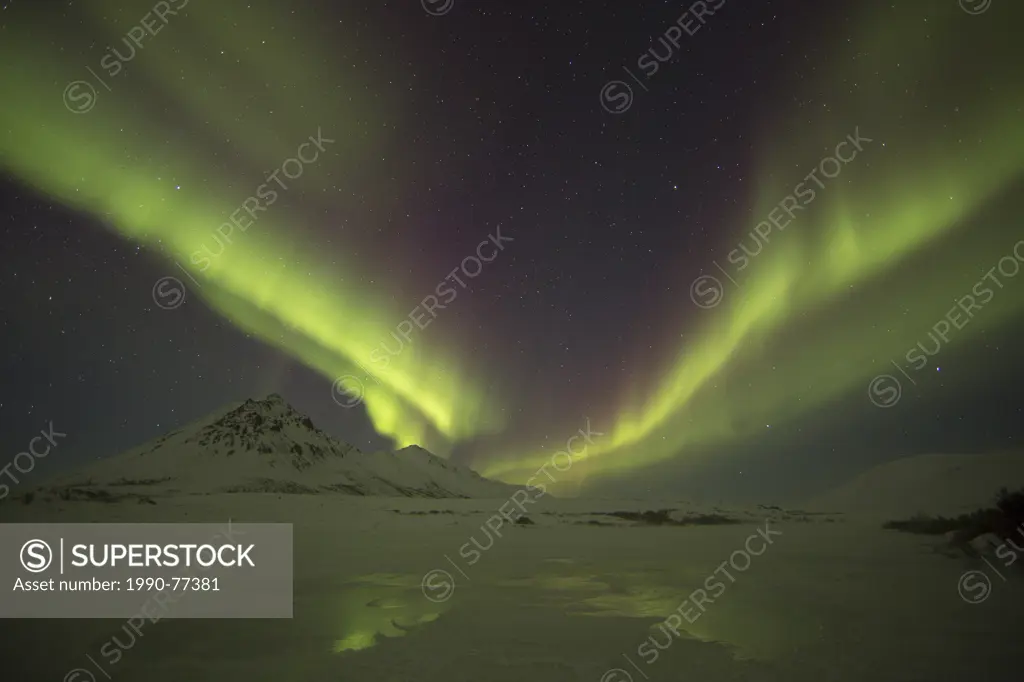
(482, 0, 1024, 487)
(3, 0, 1023, 498)
(2, 0, 509, 456)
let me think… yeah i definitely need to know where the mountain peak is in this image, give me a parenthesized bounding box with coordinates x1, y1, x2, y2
(396, 445, 440, 461)
(241, 393, 288, 409)
(39, 396, 522, 500)
(233, 393, 296, 417)
(395, 445, 461, 472)
(218, 394, 321, 439)
(396, 444, 433, 455)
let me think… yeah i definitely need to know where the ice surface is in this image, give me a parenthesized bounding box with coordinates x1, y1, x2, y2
(2, 493, 1021, 682)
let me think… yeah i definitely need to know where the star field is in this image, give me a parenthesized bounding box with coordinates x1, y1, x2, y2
(1, 0, 1023, 500)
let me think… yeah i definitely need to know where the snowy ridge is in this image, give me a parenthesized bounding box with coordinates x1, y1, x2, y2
(38, 394, 523, 500)
(807, 451, 1024, 517)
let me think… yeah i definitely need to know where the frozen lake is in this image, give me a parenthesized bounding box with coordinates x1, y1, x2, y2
(2, 495, 1021, 682)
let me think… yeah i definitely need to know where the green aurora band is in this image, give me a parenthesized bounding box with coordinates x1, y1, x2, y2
(479, 1, 1024, 487)
(0, 1, 505, 453)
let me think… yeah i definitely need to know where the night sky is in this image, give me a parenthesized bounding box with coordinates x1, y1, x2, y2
(2, 0, 1023, 502)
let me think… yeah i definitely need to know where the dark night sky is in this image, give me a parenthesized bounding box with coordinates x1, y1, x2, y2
(2, 0, 1023, 502)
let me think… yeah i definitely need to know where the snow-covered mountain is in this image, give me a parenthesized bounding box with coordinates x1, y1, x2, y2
(36, 394, 523, 501)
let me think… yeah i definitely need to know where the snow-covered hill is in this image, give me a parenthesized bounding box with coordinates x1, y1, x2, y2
(806, 451, 1024, 517)
(35, 394, 523, 501)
